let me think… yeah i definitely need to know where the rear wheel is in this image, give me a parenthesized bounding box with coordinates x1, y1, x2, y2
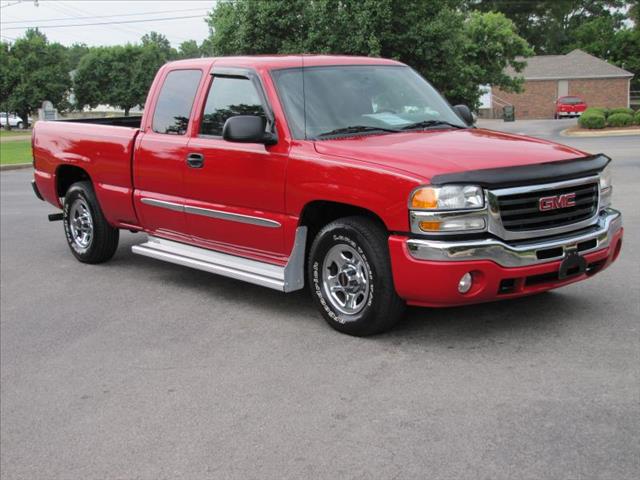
(63, 181, 119, 263)
(308, 216, 405, 336)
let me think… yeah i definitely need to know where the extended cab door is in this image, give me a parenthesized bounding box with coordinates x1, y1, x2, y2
(184, 69, 288, 258)
(133, 68, 204, 242)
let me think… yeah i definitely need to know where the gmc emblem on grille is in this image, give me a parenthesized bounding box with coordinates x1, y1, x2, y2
(539, 192, 576, 212)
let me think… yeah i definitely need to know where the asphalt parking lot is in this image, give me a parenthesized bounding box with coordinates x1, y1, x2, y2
(1, 119, 639, 479)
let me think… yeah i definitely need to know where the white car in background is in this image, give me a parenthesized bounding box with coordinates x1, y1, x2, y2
(0, 113, 28, 129)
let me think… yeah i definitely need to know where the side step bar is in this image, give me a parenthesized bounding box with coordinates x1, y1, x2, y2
(131, 227, 307, 293)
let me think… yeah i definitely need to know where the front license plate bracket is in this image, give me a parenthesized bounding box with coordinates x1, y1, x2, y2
(559, 251, 587, 279)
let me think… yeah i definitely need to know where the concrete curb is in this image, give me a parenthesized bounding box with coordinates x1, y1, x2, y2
(561, 128, 640, 138)
(1, 163, 33, 171)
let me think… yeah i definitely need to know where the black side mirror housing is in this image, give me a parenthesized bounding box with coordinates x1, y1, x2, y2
(222, 115, 277, 145)
(453, 104, 474, 125)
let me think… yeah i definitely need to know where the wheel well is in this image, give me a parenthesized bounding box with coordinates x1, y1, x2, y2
(299, 201, 388, 246)
(56, 165, 90, 197)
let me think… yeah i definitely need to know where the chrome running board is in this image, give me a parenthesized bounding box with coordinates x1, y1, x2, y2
(131, 227, 307, 292)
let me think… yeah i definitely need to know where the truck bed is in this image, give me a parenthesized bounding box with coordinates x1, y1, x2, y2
(32, 120, 141, 228)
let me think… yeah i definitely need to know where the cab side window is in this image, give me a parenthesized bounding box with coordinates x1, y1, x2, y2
(200, 76, 266, 137)
(152, 69, 202, 135)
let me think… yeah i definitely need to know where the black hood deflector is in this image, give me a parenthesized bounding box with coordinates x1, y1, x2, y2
(430, 154, 610, 188)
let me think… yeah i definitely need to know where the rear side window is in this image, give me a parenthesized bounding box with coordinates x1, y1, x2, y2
(152, 69, 202, 135)
(200, 76, 266, 136)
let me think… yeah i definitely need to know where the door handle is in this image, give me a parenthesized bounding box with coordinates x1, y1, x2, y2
(186, 153, 204, 168)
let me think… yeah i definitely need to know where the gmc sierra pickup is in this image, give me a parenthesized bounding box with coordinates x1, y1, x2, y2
(32, 56, 623, 336)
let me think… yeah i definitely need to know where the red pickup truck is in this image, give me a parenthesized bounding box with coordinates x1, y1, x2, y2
(32, 56, 623, 336)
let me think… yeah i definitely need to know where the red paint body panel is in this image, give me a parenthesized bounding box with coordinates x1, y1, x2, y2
(389, 229, 623, 307)
(31, 55, 621, 307)
(313, 128, 587, 182)
(32, 120, 139, 226)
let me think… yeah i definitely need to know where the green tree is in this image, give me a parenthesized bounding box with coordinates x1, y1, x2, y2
(73, 47, 107, 111)
(468, 0, 629, 54)
(73, 33, 175, 115)
(3, 29, 71, 122)
(177, 40, 203, 59)
(66, 43, 90, 71)
(0, 41, 20, 128)
(141, 32, 176, 60)
(205, 0, 531, 108)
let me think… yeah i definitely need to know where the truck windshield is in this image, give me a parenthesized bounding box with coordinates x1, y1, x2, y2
(272, 65, 466, 139)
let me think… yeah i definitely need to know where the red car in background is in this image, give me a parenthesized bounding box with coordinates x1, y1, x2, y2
(555, 95, 587, 118)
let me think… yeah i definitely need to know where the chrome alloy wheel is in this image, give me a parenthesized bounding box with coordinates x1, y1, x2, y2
(321, 243, 371, 315)
(68, 198, 93, 250)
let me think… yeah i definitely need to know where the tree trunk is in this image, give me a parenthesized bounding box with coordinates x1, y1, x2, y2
(124, 107, 130, 117)
(4, 112, 11, 131)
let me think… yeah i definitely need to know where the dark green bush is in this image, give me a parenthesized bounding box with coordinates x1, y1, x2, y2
(607, 112, 634, 127)
(579, 112, 606, 129)
(607, 107, 634, 117)
(634, 110, 640, 125)
(583, 107, 608, 117)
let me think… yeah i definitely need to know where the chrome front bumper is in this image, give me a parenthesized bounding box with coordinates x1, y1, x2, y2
(406, 208, 622, 268)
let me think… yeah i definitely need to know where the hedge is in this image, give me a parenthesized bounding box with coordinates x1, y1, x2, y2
(635, 110, 640, 125)
(579, 112, 606, 129)
(607, 112, 634, 127)
(583, 107, 608, 117)
(607, 107, 634, 117)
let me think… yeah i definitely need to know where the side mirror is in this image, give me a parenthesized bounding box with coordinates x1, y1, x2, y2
(453, 104, 474, 125)
(222, 115, 277, 145)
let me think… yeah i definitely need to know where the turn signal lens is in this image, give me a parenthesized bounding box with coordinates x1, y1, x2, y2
(418, 217, 486, 232)
(411, 188, 438, 209)
(418, 221, 441, 231)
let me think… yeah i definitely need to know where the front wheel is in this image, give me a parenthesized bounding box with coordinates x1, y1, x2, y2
(308, 216, 405, 336)
(16, 122, 23, 129)
(63, 181, 119, 263)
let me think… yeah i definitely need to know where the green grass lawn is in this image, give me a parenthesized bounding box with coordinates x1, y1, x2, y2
(0, 129, 31, 138)
(0, 140, 32, 165)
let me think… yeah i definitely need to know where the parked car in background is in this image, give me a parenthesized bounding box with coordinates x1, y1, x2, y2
(555, 96, 587, 118)
(0, 113, 28, 129)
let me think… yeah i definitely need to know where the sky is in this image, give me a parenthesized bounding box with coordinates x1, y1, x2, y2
(0, 0, 213, 47)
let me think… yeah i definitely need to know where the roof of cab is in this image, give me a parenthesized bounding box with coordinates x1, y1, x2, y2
(164, 55, 404, 71)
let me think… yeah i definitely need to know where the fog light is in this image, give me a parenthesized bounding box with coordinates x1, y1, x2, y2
(458, 272, 473, 294)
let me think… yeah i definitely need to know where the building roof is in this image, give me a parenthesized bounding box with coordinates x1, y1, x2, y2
(508, 49, 633, 80)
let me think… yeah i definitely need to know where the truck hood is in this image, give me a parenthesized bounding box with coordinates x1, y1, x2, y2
(313, 128, 588, 181)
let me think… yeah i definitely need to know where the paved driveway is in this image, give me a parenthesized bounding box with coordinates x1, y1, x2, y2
(1, 122, 639, 479)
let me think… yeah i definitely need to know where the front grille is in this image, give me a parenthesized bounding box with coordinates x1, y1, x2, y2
(497, 182, 598, 232)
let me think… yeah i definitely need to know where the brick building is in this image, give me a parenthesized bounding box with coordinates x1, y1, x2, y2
(489, 49, 634, 119)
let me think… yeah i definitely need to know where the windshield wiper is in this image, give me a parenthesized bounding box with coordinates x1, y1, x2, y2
(316, 125, 400, 138)
(401, 120, 467, 131)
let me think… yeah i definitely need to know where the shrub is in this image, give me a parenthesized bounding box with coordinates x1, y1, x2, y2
(634, 110, 640, 125)
(579, 112, 606, 129)
(607, 112, 634, 127)
(584, 107, 608, 117)
(607, 107, 634, 117)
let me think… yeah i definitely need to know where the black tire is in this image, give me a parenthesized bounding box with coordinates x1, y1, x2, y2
(16, 122, 23, 129)
(307, 216, 405, 336)
(63, 181, 119, 263)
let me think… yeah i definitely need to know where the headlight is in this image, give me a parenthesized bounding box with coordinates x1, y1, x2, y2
(599, 165, 612, 209)
(410, 185, 484, 210)
(409, 185, 487, 234)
